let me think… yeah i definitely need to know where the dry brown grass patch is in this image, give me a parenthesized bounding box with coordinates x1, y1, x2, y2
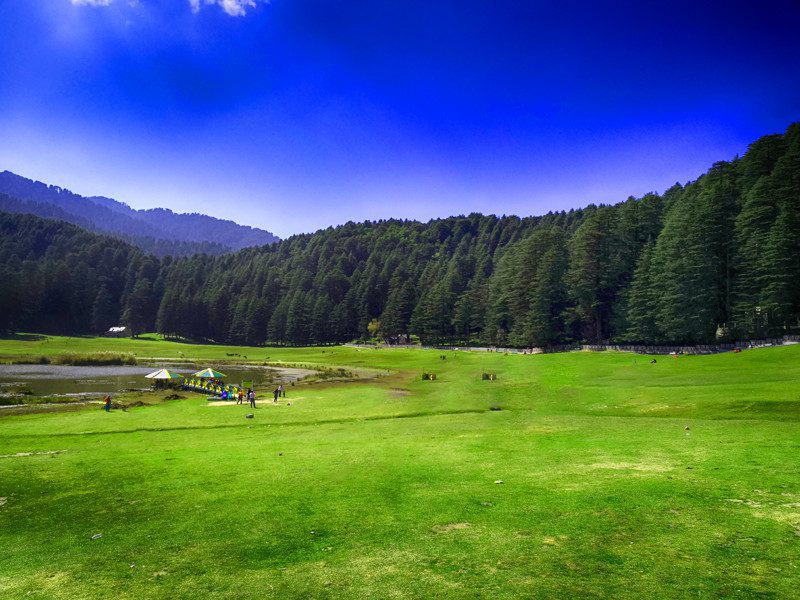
(431, 522, 471, 533)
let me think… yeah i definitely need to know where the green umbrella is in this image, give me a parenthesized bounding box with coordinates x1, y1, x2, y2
(144, 368, 184, 380)
(193, 368, 227, 379)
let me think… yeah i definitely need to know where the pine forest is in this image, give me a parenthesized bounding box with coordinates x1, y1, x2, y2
(1, 123, 798, 347)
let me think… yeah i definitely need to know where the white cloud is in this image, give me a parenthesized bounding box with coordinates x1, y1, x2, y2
(69, 0, 262, 16)
(190, 0, 261, 17)
(220, 0, 256, 16)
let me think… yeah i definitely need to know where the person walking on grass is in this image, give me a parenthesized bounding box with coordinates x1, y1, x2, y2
(273, 387, 279, 403)
(103, 394, 112, 412)
(237, 389, 244, 405)
(249, 389, 256, 408)
(278, 384, 285, 398)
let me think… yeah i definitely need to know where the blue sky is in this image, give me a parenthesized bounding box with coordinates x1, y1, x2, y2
(0, 1, 798, 237)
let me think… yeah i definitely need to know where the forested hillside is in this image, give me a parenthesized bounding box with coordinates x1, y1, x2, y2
(2, 123, 798, 345)
(0, 212, 157, 335)
(0, 171, 279, 257)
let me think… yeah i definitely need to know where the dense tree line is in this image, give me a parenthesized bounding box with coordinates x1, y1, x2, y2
(1, 123, 798, 345)
(0, 211, 160, 335)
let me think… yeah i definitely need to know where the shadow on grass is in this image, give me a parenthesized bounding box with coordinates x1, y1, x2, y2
(154, 335, 230, 345)
(3, 407, 492, 438)
(725, 399, 800, 418)
(0, 333, 48, 342)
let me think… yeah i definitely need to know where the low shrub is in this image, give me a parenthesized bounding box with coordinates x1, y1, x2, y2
(49, 352, 138, 366)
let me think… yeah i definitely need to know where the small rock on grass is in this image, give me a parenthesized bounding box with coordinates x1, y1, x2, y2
(91, 533, 103, 540)
(494, 480, 504, 485)
(246, 414, 254, 419)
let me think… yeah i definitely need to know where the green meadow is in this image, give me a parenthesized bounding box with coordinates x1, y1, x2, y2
(1, 336, 799, 599)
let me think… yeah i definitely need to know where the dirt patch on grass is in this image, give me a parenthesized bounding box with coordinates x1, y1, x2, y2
(725, 492, 800, 531)
(0, 570, 72, 597)
(313, 547, 467, 593)
(0, 450, 65, 459)
(589, 461, 672, 473)
(431, 522, 471, 533)
(751, 506, 800, 529)
(725, 498, 764, 508)
(523, 424, 569, 434)
(542, 536, 559, 546)
(115, 400, 146, 410)
(388, 388, 411, 398)
(207, 398, 305, 407)
(639, 403, 673, 412)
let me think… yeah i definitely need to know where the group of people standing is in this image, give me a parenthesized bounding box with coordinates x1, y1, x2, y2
(102, 383, 282, 413)
(235, 383, 285, 406)
(235, 384, 284, 407)
(272, 384, 285, 403)
(235, 388, 257, 408)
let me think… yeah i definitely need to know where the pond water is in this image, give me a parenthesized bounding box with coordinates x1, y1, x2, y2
(0, 363, 316, 397)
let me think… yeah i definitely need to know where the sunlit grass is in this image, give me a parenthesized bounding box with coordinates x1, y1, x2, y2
(1, 337, 799, 598)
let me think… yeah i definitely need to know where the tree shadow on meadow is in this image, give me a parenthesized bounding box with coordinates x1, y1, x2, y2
(0, 333, 48, 342)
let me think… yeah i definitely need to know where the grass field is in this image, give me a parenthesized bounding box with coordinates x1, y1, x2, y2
(1, 336, 799, 599)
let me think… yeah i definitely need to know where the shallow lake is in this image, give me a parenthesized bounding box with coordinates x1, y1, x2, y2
(0, 363, 316, 397)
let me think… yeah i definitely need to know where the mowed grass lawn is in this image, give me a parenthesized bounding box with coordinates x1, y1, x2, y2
(1, 338, 799, 599)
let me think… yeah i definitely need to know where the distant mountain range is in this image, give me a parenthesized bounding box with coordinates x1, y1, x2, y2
(0, 171, 279, 257)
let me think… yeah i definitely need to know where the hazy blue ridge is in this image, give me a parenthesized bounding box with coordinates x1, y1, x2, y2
(0, 171, 279, 257)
